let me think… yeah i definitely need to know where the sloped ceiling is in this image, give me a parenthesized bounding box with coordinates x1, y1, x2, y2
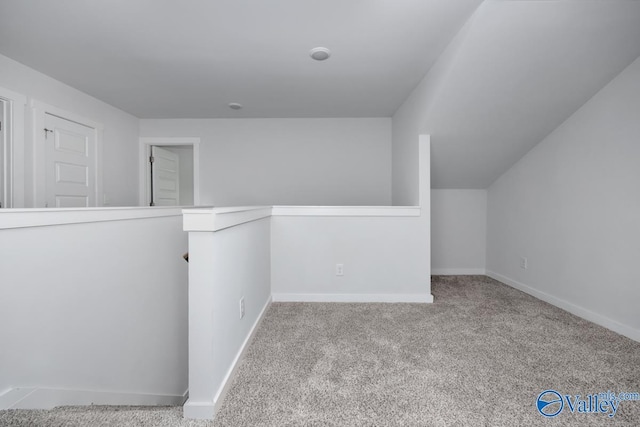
(0, 0, 482, 118)
(425, 0, 640, 188)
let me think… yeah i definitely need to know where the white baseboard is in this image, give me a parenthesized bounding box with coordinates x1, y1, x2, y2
(432, 268, 486, 275)
(0, 388, 32, 409)
(214, 296, 272, 410)
(183, 296, 272, 420)
(0, 387, 188, 410)
(183, 400, 215, 420)
(271, 293, 434, 303)
(486, 270, 640, 343)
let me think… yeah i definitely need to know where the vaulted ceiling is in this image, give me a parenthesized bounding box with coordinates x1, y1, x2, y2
(0, 0, 639, 189)
(424, 0, 640, 188)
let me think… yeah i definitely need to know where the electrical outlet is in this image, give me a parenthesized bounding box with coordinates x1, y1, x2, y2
(239, 297, 245, 319)
(520, 257, 528, 269)
(336, 264, 344, 276)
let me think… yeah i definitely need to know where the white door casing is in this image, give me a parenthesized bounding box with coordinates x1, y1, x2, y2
(0, 100, 5, 208)
(0, 87, 27, 208)
(151, 146, 179, 206)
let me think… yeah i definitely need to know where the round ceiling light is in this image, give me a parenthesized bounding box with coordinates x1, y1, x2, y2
(228, 102, 243, 110)
(309, 47, 331, 61)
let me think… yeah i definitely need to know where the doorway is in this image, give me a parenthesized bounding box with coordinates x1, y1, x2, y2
(139, 137, 200, 207)
(150, 145, 192, 206)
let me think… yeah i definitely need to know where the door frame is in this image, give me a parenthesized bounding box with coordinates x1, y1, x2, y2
(139, 137, 201, 207)
(31, 100, 103, 208)
(0, 86, 27, 208)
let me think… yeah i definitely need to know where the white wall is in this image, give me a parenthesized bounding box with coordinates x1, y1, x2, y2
(390, 19, 487, 273)
(391, 15, 473, 205)
(271, 136, 431, 303)
(0, 208, 188, 407)
(184, 209, 272, 419)
(431, 189, 486, 275)
(139, 118, 392, 207)
(0, 53, 140, 207)
(487, 56, 640, 342)
(271, 213, 431, 302)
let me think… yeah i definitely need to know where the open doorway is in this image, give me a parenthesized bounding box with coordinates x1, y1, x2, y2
(139, 137, 200, 207)
(150, 145, 192, 206)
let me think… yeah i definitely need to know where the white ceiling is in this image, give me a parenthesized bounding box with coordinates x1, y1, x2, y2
(1, 0, 639, 189)
(0, 0, 482, 118)
(426, 0, 640, 188)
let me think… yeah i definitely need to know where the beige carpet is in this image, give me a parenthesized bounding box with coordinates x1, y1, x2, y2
(1, 275, 639, 426)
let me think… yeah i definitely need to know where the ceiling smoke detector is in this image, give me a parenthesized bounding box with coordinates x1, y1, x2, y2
(228, 102, 243, 110)
(309, 47, 331, 61)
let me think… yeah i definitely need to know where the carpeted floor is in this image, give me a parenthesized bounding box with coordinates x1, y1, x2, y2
(1, 275, 639, 426)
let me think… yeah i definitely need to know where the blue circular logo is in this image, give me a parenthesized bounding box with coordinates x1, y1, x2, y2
(537, 390, 564, 417)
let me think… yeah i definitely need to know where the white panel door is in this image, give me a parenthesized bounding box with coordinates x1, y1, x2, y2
(45, 113, 96, 207)
(151, 146, 180, 206)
